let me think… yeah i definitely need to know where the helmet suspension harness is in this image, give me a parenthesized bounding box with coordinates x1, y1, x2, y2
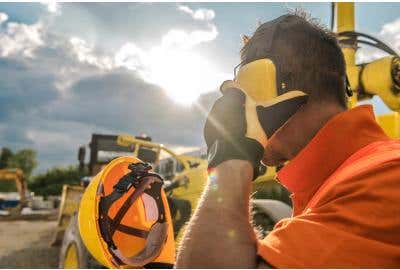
(97, 162, 168, 267)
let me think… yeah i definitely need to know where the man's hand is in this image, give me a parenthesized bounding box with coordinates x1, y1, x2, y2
(204, 82, 269, 178)
(219, 80, 271, 147)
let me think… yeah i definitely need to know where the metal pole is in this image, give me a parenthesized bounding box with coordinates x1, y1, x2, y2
(336, 2, 358, 108)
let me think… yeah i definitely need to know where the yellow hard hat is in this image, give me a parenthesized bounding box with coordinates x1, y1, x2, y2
(78, 156, 175, 268)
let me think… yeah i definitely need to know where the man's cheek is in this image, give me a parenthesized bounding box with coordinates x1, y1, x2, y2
(262, 137, 287, 166)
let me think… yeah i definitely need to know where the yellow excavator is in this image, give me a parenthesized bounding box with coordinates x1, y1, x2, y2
(0, 168, 27, 216)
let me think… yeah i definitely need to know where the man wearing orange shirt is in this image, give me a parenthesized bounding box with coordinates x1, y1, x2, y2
(175, 13, 400, 268)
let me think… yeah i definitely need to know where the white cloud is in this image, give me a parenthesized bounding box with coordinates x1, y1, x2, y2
(115, 43, 147, 71)
(178, 5, 215, 21)
(0, 12, 8, 25)
(41, 1, 61, 14)
(161, 25, 218, 49)
(356, 50, 387, 64)
(357, 17, 400, 64)
(0, 21, 44, 58)
(69, 37, 114, 70)
(379, 17, 400, 52)
(178, 5, 193, 15)
(380, 18, 400, 36)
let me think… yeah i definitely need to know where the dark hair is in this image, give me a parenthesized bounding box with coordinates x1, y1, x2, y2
(241, 11, 347, 107)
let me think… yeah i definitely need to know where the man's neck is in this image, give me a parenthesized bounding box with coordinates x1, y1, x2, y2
(265, 101, 346, 164)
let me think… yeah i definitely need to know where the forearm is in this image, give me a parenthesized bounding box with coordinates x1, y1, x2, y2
(175, 160, 258, 268)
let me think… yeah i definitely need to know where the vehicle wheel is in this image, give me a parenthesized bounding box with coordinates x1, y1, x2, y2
(59, 213, 100, 268)
(252, 207, 276, 238)
(252, 199, 292, 237)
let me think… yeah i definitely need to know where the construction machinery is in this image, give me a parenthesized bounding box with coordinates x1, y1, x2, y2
(334, 2, 400, 131)
(0, 168, 28, 215)
(56, 134, 211, 268)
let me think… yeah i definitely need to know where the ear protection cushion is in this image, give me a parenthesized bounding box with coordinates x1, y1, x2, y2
(257, 94, 308, 137)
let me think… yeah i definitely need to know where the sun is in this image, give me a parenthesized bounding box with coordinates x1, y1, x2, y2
(145, 49, 224, 105)
(116, 43, 229, 105)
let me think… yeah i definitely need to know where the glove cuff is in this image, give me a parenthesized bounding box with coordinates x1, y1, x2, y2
(207, 137, 264, 180)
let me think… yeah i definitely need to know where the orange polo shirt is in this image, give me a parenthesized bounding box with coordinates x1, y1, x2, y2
(257, 105, 400, 268)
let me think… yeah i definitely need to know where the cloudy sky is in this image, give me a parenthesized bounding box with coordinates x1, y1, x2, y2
(0, 2, 399, 173)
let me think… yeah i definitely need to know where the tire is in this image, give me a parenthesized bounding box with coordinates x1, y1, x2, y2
(252, 199, 292, 222)
(252, 200, 293, 238)
(252, 207, 276, 238)
(58, 213, 101, 268)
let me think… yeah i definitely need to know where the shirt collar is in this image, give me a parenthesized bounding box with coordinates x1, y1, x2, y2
(277, 105, 389, 212)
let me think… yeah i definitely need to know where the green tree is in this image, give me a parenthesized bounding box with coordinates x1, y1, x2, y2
(0, 147, 13, 169)
(8, 149, 38, 177)
(28, 166, 83, 197)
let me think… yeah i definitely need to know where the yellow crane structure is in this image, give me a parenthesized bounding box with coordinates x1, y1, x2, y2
(335, 3, 400, 137)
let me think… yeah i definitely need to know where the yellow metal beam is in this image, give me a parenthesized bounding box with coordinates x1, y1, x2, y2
(117, 133, 190, 170)
(376, 112, 400, 139)
(336, 2, 359, 108)
(336, 2, 355, 33)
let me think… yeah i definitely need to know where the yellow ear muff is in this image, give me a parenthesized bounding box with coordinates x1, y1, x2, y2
(235, 59, 278, 103)
(233, 58, 308, 137)
(235, 58, 307, 107)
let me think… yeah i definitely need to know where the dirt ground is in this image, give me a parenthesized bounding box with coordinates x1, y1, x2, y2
(0, 220, 60, 268)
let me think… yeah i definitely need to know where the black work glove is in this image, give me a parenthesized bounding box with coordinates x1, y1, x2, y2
(204, 87, 266, 179)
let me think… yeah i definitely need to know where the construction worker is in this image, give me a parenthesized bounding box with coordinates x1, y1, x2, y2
(175, 13, 400, 268)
